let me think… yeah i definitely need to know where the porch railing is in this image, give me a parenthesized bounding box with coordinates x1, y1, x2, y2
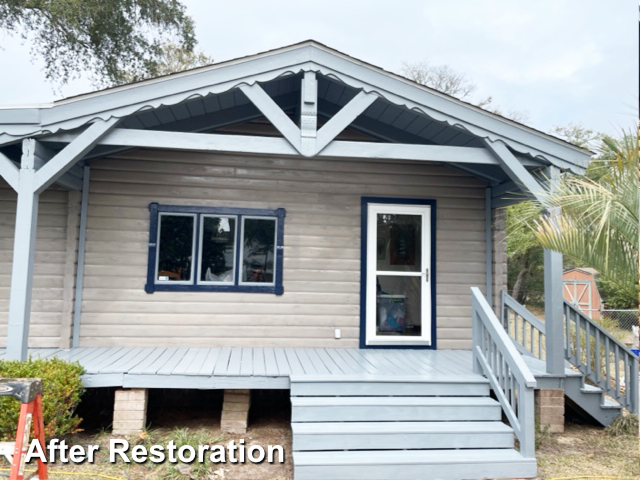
(501, 290, 546, 361)
(500, 291, 639, 414)
(471, 287, 537, 458)
(564, 301, 638, 413)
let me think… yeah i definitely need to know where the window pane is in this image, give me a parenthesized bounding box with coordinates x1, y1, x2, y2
(376, 275, 421, 337)
(157, 215, 194, 282)
(242, 218, 276, 284)
(376, 213, 421, 273)
(200, 216, 236, 283)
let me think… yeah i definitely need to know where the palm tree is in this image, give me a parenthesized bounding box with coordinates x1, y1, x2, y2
(531, 128, 638, 298)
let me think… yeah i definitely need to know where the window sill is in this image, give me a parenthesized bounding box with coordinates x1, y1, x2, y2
(145, 283, 284, 295)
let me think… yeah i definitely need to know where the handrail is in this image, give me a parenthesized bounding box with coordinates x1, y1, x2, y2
(501, 290, 546, 361)
(471, 287, 537, 458)
(564, 301, 639, 414)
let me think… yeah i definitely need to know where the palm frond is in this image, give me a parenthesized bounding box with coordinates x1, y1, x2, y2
(528, 128, 638, 294)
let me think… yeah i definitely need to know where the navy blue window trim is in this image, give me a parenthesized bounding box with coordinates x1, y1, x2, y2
(145, 204, 286, 295)
(359, 196, 437, 350)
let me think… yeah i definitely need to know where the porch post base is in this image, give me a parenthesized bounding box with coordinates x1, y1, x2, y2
(221, 389, 251, 434)
(535, 388, 565, 433)
(113, 389, 148, 435)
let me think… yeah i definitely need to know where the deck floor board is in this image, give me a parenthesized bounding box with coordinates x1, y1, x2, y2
(0, 347, 560, 389)
(213, 347, 232, 376)
(157, 347, 189, 375)
(263, 347, 279, 376)
(316, 349, 346, 375)
(274, 348, 291, 376)
(83, 348, 126, 373)
(198, 348, 221, 376)
(133, 347, 176, 375)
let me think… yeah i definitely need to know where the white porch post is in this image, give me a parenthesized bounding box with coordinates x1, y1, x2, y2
(6, 140, 40, 360)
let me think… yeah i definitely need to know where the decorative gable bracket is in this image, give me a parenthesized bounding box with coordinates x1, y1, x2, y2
(240, 72, 377, 157)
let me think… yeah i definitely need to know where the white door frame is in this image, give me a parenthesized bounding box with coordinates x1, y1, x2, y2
(365, 203, 433, 346)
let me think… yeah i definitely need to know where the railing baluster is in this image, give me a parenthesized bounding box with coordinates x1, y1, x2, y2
(575, 313, 581, 368)
(538, 330, 542, 359)
(614, 346, 620, 403)
(585, 321, 591, 376)
(631, 356, 639, 413)
(604, 339, 611, 396)
(594, 331, 601, 384)
(622, 353, 629, 407)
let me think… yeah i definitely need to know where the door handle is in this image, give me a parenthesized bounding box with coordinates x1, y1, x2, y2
(425, 267, 429, 282)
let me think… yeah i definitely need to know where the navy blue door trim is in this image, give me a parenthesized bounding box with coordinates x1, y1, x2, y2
(360, 197, 437, 350)
(145, 203, 285, 294)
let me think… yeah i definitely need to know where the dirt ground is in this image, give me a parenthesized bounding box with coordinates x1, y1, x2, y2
(535, 419, 638, 480)
(2, 389, 638, 480)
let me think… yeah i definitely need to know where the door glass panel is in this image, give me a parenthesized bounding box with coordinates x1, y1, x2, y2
(157, 214, 194, 282)
(200, 216, 236, 283)
(376, 214, 421, 272)
(241, 218, 276, 284)
(376, 275, 422, 337)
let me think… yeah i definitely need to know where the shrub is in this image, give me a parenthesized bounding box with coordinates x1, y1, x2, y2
(0, 357, 85, 440)
(606, 414, 639, 437)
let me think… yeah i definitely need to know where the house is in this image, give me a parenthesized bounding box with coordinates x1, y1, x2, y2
(0, 41, 636, 480)
(562, 267, 602, 319)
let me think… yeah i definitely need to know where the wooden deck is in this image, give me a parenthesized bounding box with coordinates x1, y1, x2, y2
(0, 347, 487, 389)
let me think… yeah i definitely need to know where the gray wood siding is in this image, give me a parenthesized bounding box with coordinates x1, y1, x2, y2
(0, 186, 75, 347)
(79, 150, 489, 349)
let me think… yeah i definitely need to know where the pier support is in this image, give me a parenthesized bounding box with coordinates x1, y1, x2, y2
(221, 389, 251, 434)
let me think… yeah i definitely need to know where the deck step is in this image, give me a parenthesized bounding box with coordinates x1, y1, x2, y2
(290, 375, 490, 396)
(564, 376, 622, 426)
(291, 396, 502, 422)
(580, 384, 603, 394)
(293, 449, 538, 480)
(292, 421, 514, 451)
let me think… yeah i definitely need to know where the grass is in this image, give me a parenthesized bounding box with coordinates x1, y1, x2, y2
(2, 416, 637, 480)
(536, 420, 639, 479)
(1, 424, 288, 480)
(606, 414, 639, 437)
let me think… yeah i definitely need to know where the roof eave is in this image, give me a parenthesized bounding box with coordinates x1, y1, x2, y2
(0, 41, 591, 174)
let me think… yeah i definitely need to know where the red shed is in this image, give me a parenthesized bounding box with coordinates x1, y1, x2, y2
(563, 268, 602, 319)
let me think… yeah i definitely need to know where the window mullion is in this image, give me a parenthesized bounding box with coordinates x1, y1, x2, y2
(235, 215, 243, 287)
(193, 213, 201, 286)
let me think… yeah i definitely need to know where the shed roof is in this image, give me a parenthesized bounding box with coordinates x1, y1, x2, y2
(563, 267, 600, 277)
(0, 40, 591, 174)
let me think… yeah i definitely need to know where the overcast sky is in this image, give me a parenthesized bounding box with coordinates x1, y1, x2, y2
(0, 0, 636, 136)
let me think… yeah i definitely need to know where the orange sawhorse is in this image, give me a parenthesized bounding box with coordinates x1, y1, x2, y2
(0, 379, 48, 480)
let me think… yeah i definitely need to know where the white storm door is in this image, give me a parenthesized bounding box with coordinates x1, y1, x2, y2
(366, 204, 432, 346)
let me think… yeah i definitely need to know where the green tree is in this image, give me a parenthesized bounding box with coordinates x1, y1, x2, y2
(506, 202, 544, 303)
(531, 128, 639, 299)
(400, 61, 529, 122)
(551, 122, 601, 150)
(401, 61, 477, 100)
(120, 43, 213, 83)
(0, 0, 197, 86)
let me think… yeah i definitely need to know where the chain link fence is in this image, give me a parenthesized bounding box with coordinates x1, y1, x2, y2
(601, 309, 639, 331)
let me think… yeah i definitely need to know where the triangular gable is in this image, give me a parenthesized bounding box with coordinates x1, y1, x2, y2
(0, 40, 590, 174)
